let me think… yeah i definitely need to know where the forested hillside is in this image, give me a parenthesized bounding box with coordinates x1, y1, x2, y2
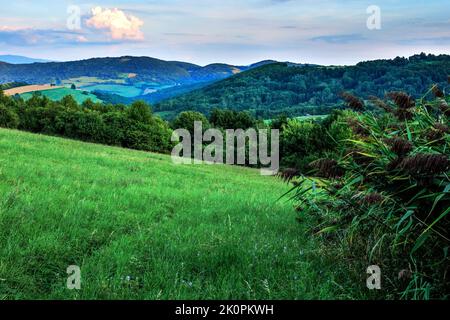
(0, 56, 277, 105)
(0, 56, 274, 87)
(156, 53, 450, 118)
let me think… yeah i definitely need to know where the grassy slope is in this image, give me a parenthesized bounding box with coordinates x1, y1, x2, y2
(20, 88, 102, 104)
(79, 84, 142, 98)
(0, 129, 340, 300)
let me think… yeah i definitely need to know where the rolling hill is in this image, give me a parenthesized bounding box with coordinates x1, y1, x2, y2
(0, 56, 276, 103)
(0, 56, 235, 84)
(156, 53, 450, 118)
(0, 55, 52, 64)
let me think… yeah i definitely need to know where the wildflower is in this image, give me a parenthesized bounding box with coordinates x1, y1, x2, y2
(439, 100, 450, 117)
(332, 183, 344, 190)
(425, 123, 449, 142)
(277, 168, 299, 182)
(309, 159, 344, 179)
(398, 269, 412, 281)
(345, 148, 373, 165)
(362, 192, 384, 205)
(384, 137, 413, 157)
(432, 85, 444, 98)
(386, 92, 415, 109)
(341, 92, 365, 111)
(399, 154, 449, 175)
(369, 96, 393, 113)
(347, 118, 370, 136)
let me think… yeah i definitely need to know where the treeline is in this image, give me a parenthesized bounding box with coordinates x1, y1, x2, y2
(168, 108, 343, 171)
(0, 89, 342, 170)
(0, 91, 173, 153)
(172, 109, 259, 132)
(2, 86, 446, 182)
(156, 53, 450, 118)
(0, 91, 273, 157)
(0, 82, 28, 90)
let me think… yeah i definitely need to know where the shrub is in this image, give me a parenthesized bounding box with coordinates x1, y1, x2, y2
(172, 111, 210, 134)
(68, 110, 105, 142)
(101, 112, 129, 146)
(209, 109, 256, 130)
(127, 100, 153, 124)
(123, 119, 172, 153)
(280, 118, 344, 172)
(61, 95, 78, 110)
(0, 104, 19, 129)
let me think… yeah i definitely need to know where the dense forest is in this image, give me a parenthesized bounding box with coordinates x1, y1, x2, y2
(156, 53, 450, 118)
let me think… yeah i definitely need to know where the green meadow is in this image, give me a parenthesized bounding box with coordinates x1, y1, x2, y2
(80, 84, 143, 98)
(0, 128, 344, 300)
(20, 88, 102, 104)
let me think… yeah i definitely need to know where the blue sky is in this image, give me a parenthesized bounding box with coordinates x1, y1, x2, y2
(0, 0, 449, 65)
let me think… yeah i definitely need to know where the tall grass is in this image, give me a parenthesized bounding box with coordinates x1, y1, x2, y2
(283, 85, 449, 299)
(0, 128, 343, 299)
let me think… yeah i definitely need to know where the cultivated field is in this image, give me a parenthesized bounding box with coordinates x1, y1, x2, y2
(3, 84, 63, 96)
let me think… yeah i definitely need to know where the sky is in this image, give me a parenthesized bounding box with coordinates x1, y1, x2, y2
(0, 0, 449, 66)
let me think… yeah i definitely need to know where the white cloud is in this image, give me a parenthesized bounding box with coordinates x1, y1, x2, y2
(86, 7, 144, 41)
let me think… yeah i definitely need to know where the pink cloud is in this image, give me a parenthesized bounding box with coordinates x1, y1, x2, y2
(0, 26, 26, 31)
(86, 7, 144, 41)
(76, 35, 88, 43)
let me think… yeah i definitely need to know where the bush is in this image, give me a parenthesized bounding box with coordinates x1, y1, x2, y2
(101, 112, 129, 146)
(0, 104, 19, 129)
(123, 119, 172, 153)
(66, 110, 105, 142)
(280, 118, 342, 172)
(209, 109, 256, 130)
(172, 111, 210, 134)
(127, 100, 153, 124)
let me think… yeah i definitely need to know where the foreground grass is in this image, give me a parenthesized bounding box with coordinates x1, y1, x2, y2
(0, 129, 342, 300)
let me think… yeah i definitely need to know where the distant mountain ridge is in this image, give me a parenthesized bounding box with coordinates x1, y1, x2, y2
(0, 56, 276, 86)
(0, 55, 52, 64)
